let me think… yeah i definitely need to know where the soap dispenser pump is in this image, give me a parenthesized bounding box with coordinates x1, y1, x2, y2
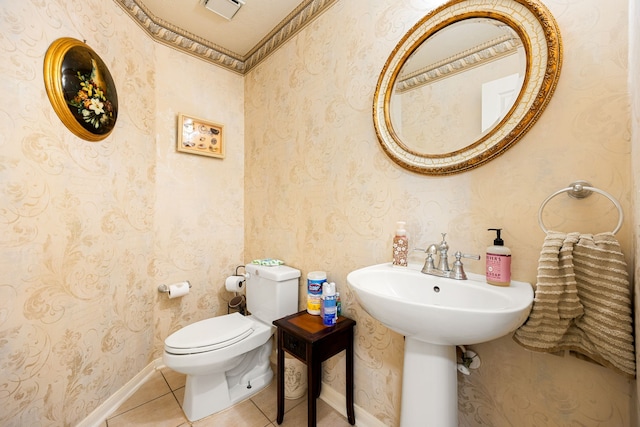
(392, 221, 408, 267)
(486, 228, 511, 286)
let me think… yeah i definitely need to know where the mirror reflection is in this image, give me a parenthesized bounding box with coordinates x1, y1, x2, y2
(390, 18, 526, 154)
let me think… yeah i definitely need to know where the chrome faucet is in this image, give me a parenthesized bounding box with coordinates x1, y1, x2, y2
(417, 233, 480, 280)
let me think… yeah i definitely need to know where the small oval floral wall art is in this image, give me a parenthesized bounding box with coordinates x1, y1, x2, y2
(44, 37, 118, 141)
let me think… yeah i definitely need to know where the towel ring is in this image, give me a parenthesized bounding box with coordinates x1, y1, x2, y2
(538, 180, 623, 234)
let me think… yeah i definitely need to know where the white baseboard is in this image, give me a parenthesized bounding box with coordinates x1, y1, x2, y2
(77, 358, 163, 427)
(319, 381, 387, 427)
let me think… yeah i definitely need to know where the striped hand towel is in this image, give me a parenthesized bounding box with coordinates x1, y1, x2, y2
(513, 231, 635, 378)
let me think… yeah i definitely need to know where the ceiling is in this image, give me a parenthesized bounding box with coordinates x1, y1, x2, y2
(114, 0, 337, 74)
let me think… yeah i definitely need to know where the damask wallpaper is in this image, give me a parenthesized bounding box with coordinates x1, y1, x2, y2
(0, 0, 636, 426)
(0, 1, 244, 425)
(244, 0, 635, 426)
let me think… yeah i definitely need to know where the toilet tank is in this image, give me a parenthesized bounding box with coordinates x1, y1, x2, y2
(245, 264, 300, 324)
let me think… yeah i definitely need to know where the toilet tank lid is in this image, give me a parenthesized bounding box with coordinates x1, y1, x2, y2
(245, 264, 300, 281)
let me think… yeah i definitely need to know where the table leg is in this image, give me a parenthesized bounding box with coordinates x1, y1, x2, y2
(314, 361, 322, 398)
(307, 349, 317, 427)
(346, 329, 355, 425)
(276, 330, 285, 424)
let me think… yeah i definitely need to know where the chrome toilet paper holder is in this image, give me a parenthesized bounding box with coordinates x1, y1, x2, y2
(158, 281, 192, 293)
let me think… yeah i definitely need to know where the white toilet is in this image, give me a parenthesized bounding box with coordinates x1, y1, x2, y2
(163, 263, 300, 422)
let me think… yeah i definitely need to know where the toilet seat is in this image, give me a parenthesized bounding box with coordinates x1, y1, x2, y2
(165, 312, 255, 355)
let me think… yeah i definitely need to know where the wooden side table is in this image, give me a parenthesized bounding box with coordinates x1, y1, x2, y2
(273, 310, 356, 427)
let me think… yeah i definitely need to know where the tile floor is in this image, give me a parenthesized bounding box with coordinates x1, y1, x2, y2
(105, 367, 354, 426)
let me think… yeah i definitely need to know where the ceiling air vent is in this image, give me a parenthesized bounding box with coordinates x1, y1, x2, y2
(205, 0, 245, 20)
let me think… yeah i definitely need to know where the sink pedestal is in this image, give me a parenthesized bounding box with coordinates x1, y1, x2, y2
(401, 338, 457, 427)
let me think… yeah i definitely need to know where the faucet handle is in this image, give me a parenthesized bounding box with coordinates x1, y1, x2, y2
(415, 246, 438, 274)
(458, 252, 481, 261)
(439, 233, 448, 250)
(450, 251, 481, 280)
(421, 252, 436, 274)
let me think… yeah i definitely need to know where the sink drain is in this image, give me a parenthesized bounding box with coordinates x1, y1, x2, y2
(433, 286, 440, 293)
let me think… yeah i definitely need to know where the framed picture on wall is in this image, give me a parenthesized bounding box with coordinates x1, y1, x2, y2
(43, 37, 118, 142)
(177, 113, 225, 159)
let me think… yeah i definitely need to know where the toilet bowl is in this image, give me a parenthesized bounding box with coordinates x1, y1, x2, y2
(163, 264, 300, 422)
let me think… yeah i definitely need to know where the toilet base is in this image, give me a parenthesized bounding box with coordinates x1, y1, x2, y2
(182, 339, 274, 421)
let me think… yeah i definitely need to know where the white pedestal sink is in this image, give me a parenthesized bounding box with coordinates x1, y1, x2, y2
(347, 263, 533, 427)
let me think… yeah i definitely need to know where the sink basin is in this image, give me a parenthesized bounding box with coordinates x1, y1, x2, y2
(347, 262, 533, 345)
(347, 262, 533, 426)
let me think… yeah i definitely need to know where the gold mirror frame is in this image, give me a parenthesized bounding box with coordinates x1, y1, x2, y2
(44, 38, 118, 142)
(373, 0, 562, 175)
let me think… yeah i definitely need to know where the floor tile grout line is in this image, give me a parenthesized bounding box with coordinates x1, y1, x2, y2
(159, 368, 179, 391)
(171, 388, 185, 411)
(106, 390, 175, 421)
(159, 369, 170, 386)
(160, 368, 190, 422)
(287, 394, 306, 413)
(249, 397, 273, 424)
(107, 371, 177, 420)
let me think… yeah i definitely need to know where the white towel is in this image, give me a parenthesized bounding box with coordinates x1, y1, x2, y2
(513, 231, 635, 378)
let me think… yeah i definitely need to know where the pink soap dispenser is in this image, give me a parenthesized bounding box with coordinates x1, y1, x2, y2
(486, 228, 511, 286)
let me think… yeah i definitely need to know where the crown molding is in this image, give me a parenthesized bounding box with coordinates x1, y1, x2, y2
(395, 35, 523, 92)
(113, 0, 337, 75)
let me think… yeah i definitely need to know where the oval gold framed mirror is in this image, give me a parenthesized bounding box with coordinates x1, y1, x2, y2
(373, 0, 562, 175)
